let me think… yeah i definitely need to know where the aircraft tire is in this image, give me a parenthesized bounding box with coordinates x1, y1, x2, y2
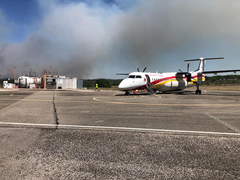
(196, 90, 201, 94)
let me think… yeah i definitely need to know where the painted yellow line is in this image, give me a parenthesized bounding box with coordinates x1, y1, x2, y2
(93, 97, 240, 107)
(1, 97, 239, 107)
(10, 94, 13, 96)
(0, 98, 95, 103)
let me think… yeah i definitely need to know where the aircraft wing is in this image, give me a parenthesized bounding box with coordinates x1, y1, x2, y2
(116, 73, 129, 75)
(202, 69, 240, 74)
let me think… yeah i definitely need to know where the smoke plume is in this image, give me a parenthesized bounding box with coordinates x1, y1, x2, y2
(1, 0, 240, 78)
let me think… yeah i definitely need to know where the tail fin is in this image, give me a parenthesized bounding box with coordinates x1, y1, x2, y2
(198, 58, 205, 73)
(184, 57, 224, 73)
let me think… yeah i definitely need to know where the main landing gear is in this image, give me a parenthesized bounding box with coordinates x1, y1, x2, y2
(195, 83, 202, 94)
(125, 91, 130, 95)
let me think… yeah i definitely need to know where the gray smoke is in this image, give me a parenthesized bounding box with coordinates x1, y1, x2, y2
(119, 0, 240, 67)
(1, 0, 240, 78)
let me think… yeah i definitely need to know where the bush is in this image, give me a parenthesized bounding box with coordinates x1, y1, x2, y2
(96, 79, 111, 88)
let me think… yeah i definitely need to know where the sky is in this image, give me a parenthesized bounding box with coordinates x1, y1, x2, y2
(1, 0, 240, 79)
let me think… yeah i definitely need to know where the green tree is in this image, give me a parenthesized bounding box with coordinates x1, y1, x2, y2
(96, 79, 111, 88)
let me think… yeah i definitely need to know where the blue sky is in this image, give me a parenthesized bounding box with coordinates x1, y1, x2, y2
(1, 0, 240, 78)
(0, 0, 40, 42)
(0, 0, 121, 43)
(0, 0, 39, 24)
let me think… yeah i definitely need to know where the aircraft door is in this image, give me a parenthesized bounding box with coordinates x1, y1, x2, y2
(145, 75, 151, 85)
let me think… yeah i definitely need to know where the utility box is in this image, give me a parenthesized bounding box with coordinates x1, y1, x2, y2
(60, 78, 77, 89)
(77, 79, 83, 89)
(41, 75, 77, 89)
(57, 78, 63, 89)
(29, 84, 36, 89)
(3, 81, 8, 88)
(3, 81, 15, 89)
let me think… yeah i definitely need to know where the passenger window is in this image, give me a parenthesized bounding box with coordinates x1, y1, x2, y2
(128, 75, 135, 78)
(136, 75, 142, 78)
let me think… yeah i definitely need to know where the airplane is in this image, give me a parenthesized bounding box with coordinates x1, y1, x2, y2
(117, 57, 240, 95)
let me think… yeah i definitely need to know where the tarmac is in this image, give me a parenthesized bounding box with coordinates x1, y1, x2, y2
(0, 88, 240, 179)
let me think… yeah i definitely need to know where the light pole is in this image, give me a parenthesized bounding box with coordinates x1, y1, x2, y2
(14, 66, 16, 83)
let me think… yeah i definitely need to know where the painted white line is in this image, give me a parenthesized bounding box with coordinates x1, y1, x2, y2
(0, 122, 240, 136)
(204, 113, 240, 133)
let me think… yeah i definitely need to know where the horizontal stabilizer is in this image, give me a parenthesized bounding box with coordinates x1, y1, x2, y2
(184, 57, 224, 62)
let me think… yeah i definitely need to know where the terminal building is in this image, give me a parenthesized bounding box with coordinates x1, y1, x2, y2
(43, 75, 79, 89)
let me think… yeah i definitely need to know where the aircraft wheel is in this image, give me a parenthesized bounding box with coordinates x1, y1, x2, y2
(195, 90, 202, 94)
(125, 91, 130, 95)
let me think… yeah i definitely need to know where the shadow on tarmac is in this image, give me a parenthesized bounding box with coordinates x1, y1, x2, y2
(115, 91, 195, 96)
(116, 90, 240, 97)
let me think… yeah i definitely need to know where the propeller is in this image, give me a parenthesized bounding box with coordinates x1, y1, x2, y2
(117, 66, 147, 76)
(178, 68, 183, 73)
(177, 62, 192, 82)
(186, 62, 192, 82)
(137, 66, 140, 72)
(137, 66, 147, 72)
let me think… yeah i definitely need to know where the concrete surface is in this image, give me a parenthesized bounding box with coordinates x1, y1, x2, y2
(0, 88, 240, 179)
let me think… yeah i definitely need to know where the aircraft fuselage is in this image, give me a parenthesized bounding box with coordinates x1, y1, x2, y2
(118, 72, 205, 92)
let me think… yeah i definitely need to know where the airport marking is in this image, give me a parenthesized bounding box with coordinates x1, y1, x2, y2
(1, 96, 239, 107)
(0, 98, 94, 103)
(0, 121, 240, 136)
(93, 97, 240, 107)
(205, 113, 240, 133)
(0, 122, 240, 136)
(10, 94, 13, 96)
(95, 120, 104, 123)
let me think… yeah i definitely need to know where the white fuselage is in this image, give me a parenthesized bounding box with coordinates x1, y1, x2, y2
(118, 71, 205, 92)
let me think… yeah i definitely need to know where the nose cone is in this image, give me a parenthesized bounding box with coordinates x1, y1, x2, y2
(118, 79, 129, 90)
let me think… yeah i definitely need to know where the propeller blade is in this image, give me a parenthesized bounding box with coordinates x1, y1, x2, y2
(187, 62, 190, 72)
(178, 68, 183, 73)
(143, 67, 147, 72)
(137, 66, 140, 72)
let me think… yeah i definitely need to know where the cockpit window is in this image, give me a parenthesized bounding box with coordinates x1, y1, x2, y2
(128, 75, 135, 78)
(136, 75, 142, 78)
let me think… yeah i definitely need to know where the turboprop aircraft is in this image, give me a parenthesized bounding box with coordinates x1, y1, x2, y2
(117, 57, 240, 95)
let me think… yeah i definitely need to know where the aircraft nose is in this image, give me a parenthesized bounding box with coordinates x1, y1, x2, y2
(118, 80, 128, 90)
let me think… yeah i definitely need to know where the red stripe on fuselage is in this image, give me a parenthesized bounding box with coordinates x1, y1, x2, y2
(129, 74, 204, 90)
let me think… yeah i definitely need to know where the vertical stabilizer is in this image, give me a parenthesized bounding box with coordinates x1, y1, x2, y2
(197, 58, 205, 73)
